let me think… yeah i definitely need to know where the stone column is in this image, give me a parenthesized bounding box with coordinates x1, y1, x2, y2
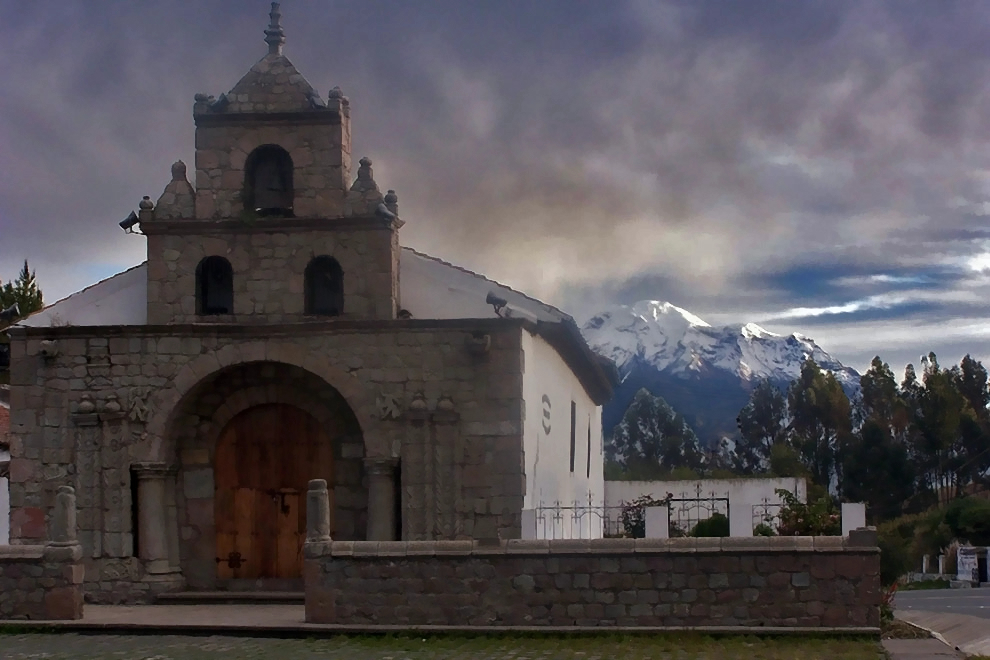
(51, 486, 78, 546)
(132, 463, 179, 576)
(307, 479, 332, 543)
(365, 458, 398, 542)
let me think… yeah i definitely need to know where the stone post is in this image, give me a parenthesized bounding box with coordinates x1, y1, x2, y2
(841, 502, 867, 537)
(132, 463, 179, 576)
(729, 502, 754, 537)
(307, 479, 332, 543)
(520, 509, 538, 540)
(51, 486, 78, 546)
(365, 458, 398, 541)
(938, 554, 945, 576)
(922, 554, 930, 574)
(645, 506, 670, 539)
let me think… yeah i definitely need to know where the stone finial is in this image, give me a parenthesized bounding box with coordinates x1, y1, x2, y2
(306, 479, 332, 543)
(77, 394, 96, 415)
(358, 157, 373, 178)
(265, 2, 286, 56)
(384, 189, 398, 216)
(156, 160, 196, 220)
(139, 196, 154, 210)
(409, 392, 428, 412)
(51, 486, 78, 546)
(328, 86, 344, 100)
(103, 393, 121, 414)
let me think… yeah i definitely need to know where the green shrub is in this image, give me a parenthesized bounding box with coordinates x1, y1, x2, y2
(690, 513, 729, 537)
(947, 497, 990, 546)
(753, 522, 776, 537)
(775, 489, 841, 536)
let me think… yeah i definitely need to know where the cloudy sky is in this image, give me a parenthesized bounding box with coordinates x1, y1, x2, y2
(3, 0, 990, 375)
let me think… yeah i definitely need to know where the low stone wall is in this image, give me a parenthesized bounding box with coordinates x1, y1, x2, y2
(304, 533, 880, 628)
(0, 544, 84, 620)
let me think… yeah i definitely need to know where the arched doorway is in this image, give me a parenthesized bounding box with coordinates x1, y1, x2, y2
(214, 403, 334, 580)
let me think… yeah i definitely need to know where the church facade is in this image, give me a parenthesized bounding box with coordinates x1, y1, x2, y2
(4, 4, 612, 602)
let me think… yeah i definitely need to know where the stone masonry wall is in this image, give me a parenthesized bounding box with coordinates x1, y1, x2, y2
(7, 320, 525, 601)
(0, 545, 84, 620)
(145, 222, 398, 324)
(304, 534, 881, 629)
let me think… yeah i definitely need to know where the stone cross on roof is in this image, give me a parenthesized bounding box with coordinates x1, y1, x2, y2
(264, 2, 286, 56)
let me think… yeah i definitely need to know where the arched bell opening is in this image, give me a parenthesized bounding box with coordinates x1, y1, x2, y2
(244, 144, 294, 217)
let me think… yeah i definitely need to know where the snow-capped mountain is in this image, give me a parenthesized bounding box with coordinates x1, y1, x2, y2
(582, 301, 860, 444)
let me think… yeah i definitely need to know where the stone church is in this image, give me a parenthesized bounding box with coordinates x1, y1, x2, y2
(4, 4, 613, 601)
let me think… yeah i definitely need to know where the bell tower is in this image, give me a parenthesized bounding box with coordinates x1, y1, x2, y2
(142, 3, 401, 325)
(192, 2, 352, 220)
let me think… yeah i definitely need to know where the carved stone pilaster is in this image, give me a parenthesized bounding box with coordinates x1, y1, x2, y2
(365, 458, 398, 542)
(132, 462, 181, 580)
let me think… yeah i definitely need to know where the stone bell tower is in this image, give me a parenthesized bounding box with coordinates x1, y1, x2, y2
(142, 3, 402, 325)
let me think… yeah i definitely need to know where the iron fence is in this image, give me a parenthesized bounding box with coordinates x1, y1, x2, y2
(752, 497, 783, 533)
(666, 484, 730, 536)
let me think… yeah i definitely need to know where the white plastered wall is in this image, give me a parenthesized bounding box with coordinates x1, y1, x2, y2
(521, 330, 604, 539)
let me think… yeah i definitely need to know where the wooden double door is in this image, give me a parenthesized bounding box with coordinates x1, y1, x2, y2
(214, 404, 334, 580)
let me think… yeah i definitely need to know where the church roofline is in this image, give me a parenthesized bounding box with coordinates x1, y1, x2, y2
(402, 247, 571, 323)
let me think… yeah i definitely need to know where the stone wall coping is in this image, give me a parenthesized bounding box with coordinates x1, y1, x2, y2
(141, 215, 399, 235)
(0, 545, 45, 560)
(303, 536, 877, 559)
(10, 316, 527, 340)
(193, 109, 342, 127)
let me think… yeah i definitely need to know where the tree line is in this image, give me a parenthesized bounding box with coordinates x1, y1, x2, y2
(607, 354, 990, 523)
(0, 259, 44, 327)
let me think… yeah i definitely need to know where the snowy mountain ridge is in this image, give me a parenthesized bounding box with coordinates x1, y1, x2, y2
(582, 300, 860, 391)
(581, 301, 861, 442)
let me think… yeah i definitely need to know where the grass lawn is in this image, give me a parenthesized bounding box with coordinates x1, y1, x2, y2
(0, 632, 887, 660)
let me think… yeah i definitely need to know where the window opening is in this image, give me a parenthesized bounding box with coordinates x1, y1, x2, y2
(196, 256, 234, 315)
(569, 401, 577, 473)
(305, 256, 344, 316)
(586, 417, 592, 479)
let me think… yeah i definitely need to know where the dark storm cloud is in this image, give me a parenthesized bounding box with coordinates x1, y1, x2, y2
(3, 0, 990, 367)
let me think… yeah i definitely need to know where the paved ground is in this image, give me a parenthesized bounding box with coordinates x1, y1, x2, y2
(882, 638, 962, 659)
(895, 588, 990, 657)
(0, 633, 886, 660)
(897, 587, 990, 619)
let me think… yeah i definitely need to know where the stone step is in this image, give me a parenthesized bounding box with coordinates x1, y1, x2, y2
(156, 591, 304, 605)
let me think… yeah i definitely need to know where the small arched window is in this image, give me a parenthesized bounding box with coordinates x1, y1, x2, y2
(244, 145, 294, 217)
(305, 256, 344, 316)
(196, 256, 234, 315)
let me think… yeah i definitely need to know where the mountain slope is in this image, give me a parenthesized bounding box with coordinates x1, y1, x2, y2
(582, 301, 860, 444)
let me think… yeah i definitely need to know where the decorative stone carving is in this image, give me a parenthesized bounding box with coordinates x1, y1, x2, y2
(377, 394, 402, 421)
(129, 388, 150, 424)
(39, 339, 59, 360)
(466, 332, 490, 356)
